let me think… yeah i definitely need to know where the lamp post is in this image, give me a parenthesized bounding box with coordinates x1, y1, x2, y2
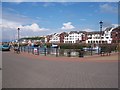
(18, 28, 20, 48)
(99, 21, 103, 54)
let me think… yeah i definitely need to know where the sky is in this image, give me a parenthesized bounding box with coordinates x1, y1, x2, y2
(1, 2, 118, 41)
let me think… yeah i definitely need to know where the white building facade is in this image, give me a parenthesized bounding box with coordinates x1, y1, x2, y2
(45, 27, 114, 44)
(64, 31, 84, 43)
(49, 33, 60, 43)
(86, 27, 113, 44)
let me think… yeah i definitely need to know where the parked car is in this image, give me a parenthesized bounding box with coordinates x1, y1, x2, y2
(0, 44, 10, 51)
(0, 45, 2, 51)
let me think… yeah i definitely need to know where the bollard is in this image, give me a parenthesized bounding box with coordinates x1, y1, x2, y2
(44, 48, 46, 56)
(79, 49, 84, 58)
(19, 46, 21, 52)
(24, 46, 25, 52)
(78, 50, 81, 57)
(56, 48, 58, 57)
(20, 47, 22, 52)
(29, 47, 31, 53)
(28, 46, 29, 53)
(37, 47, 39, 55)
(21, 47, 22, 52)
(90, 48, 92, 56)
(32, 48, 34, 54)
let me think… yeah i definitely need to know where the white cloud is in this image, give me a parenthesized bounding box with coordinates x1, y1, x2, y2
(61, 22, 75, 30)
(100, 3, 117, 13)
(2, 19, 49, 32)
(2, 19, 21, 29)
(82, 28, 95, 32)
(1, 19, 49, 41)
(2, 11, 38, 25)
(20, 23, 49, 32)
(102, 22, 119, 29)
(96, 23, 119, 31)
(111, 24, 119, 28)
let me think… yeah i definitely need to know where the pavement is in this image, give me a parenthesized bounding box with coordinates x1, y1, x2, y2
(0, 51, 2, 90)
(2, 51, 118, 88)
(18, 51, 119, 62)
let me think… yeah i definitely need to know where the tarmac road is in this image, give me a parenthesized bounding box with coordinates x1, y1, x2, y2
(2, 51, 118, 88)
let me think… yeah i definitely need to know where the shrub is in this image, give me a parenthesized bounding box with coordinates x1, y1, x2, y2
(59, 43, 86, 49)
(46, 43, 52, 48)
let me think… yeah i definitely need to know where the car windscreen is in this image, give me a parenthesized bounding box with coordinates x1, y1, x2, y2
(3, 45, 9, 47)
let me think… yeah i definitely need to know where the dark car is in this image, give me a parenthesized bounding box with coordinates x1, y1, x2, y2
(1, 44, 10, 51)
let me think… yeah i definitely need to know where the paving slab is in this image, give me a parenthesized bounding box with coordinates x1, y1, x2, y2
(2, 51, 118, 88)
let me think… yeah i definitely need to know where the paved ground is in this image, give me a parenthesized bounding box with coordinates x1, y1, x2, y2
(2, 51, 118, 88)
(0, 51, 2, 90)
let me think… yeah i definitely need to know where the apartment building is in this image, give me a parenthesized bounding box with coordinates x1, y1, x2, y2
(45, 32, 68, 44)
(59, 32, 68, 43)
(86, 27, 113, 44)
(48, 33, 60, 43)
(64, 31, 86, 43)
(111, 26, 120, 44)
(45, 26, 119, 44)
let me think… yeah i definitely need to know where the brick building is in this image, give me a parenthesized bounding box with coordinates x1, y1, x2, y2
(111, 26, 120, 44)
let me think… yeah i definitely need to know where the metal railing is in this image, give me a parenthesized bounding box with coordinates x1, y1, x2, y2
(18, 46, 101, 57)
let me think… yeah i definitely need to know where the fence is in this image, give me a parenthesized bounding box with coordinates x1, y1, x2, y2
(17, 46, 101, 57)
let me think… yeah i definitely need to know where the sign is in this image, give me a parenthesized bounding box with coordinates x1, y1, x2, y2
(51, 44, 58, 48)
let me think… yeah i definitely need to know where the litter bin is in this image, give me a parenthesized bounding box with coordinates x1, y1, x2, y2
(79, 49, 84, 57)
(34, 48, 38, 55)
(67, 51, 71, 57)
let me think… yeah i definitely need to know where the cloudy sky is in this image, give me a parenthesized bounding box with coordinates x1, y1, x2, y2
(1, 1, 118, 41)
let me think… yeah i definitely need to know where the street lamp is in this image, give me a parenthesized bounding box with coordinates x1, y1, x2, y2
(99, 21, 103, 42)
(17, 28, 20, 47)
(99, 21, 103, 54)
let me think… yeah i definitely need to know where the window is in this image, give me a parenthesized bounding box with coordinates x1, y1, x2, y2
(105, 34, 108, 36)
(99, 41, 101, 43)
(88, 37, 92, 39)
(102, 41, 104, 43)
(112, 40, 116, 43)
